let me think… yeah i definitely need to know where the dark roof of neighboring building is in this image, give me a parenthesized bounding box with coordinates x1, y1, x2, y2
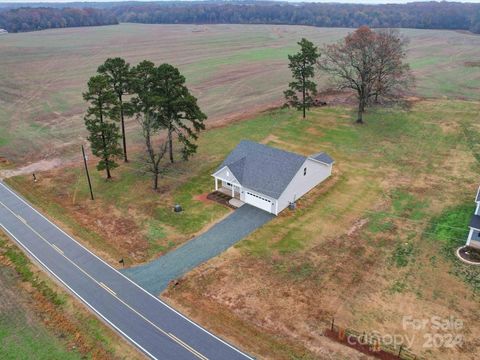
(310, 151, 335, 165)
(216, 140, 333, 199)
(470, 214, 480, 230)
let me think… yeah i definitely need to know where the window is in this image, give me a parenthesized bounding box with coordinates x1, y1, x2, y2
(303, 167, 307, 176)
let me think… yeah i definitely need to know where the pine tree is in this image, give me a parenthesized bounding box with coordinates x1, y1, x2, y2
(98, 57, 131, 162)
(284, 38, 320, 119)
(154, 63, 206, 163)
(83, 75, 122, 179)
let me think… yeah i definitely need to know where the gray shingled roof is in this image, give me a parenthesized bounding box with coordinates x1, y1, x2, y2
(216, 140, 333, 199)
(470, 214, 480, 230)
(310, 151, 335, 165)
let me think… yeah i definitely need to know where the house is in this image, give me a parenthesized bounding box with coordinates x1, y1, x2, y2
(0, 29, 7, 35)
(467, 186, 480, 249)
(212, 140, 334, 215)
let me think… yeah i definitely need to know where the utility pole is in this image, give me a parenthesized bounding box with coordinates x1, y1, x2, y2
(81, 145, 94, 201)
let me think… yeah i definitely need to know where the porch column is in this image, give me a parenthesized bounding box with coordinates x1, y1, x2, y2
(231, 185, 234, 197)
(467, 228, 474, 246)
(215, 177, 218, 191)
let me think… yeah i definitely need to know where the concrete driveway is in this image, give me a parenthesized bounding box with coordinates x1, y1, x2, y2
(122, 204, 274, 294)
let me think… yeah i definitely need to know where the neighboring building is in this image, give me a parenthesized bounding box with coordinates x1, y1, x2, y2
(467, 186, 480, 249)
(212, 140, 334, 215)
(0, 29, 8, 35)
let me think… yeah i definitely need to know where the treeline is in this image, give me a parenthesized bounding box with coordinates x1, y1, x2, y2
(111, 1, 480, 33)
(0, 7, 118, 33)
(3, 1, 480, 34)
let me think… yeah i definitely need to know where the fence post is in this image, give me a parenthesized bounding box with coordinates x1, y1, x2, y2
(398, 344, 403, 358)
(331, 318, 335, 332)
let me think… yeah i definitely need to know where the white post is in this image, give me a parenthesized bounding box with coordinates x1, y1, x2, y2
(215, 177, 218, 191)
(467, 228, 474, 246)
(231, 185, 234, 197)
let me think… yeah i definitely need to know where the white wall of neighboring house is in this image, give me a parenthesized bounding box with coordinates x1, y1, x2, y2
(467, 201, 480, 248)
(277, 158, 332, 213)
(467, 230, 480, 249)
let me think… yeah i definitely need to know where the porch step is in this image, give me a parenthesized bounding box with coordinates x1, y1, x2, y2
(228, 198, 245, 208)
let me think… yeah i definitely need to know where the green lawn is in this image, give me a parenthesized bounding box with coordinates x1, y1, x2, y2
(0, 316, 82, 360)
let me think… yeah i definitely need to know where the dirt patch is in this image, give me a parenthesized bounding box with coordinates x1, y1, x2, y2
(316, 89, 357, 106)
(347, 218, 369, 237)
(0, 158, 67, 179)
(465, 61, 480, 67)
(193, 192, 211, 203)
(324, 329, 403, 360)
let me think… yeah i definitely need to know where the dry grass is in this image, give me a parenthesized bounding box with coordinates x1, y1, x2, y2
(6, 98, 480, 359)
(163, 100, 480, 360)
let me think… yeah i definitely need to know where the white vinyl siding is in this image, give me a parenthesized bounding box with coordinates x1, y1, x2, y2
(277, 158, 332, 214)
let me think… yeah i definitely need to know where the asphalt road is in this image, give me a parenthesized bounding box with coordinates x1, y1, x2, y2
(0, 181, 254, 360)
(124, 204, 274, 294)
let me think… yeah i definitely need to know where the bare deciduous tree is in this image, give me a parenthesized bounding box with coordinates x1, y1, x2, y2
(319, 26, 412, 124)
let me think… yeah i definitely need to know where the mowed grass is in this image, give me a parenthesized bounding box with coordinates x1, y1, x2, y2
(0, 316, 81, 360)
(2, 25, 480, 162)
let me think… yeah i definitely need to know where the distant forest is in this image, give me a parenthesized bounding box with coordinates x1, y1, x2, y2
(2, 1, 480, 34)
(0, 7, 117, 32)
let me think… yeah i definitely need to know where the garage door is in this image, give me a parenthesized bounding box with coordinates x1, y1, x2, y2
(245, 192, 272, 213)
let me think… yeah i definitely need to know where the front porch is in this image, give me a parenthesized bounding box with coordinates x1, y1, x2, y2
(213, 176, 241, 200)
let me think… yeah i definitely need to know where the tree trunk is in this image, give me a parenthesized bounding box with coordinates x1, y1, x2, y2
(99, 104, 112, 178)
(356, 98, 365, 124)
(302, 73, 306, 119)
(120, 101, 128, 163)
(105, 158, 112, 179)
(153, 171, 158, 190)
(168, 128, 174, 163)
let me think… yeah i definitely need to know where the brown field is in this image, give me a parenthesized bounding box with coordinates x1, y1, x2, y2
(2, 24, 480, 165)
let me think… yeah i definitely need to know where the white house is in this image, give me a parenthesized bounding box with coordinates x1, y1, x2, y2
(212, 140, 334, 215)
(466, 186, 480, 249)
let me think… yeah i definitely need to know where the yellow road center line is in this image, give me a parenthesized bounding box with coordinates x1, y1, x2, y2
(99, 282, 117, 296)
(17, 215, 27, 224)
(169, 333, 209, 360)
(51, 244, 64, 254)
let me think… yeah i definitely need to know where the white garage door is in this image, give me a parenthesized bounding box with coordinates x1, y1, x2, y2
(245, 192, 272, 213)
